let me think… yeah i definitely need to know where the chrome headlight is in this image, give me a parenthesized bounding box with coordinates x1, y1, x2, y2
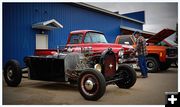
(118, 48, 124, 57)
(116, 62, 118, 71)
(94, 64, 102, 72)
(67, 47, 73, 52)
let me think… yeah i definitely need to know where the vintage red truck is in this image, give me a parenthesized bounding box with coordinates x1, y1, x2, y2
(115, 29, 177, 72)
(35, 30, 136, 72)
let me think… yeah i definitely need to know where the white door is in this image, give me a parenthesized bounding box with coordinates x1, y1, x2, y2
(36, 34, 48, 49)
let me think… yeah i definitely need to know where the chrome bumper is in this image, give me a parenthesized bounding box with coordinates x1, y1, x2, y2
(118, 57, 137, 64)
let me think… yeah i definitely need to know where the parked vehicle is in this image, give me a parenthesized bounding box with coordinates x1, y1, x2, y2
(3, 48, 137, 101)
(115, 29, 177, 73)
(155, 33, 178, 67)
(35, 30, 136, 73)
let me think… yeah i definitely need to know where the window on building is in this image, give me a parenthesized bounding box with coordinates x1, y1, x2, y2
(36, 34, 48, 49)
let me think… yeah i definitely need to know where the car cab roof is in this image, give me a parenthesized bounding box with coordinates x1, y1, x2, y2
(70, 30, 103, 34)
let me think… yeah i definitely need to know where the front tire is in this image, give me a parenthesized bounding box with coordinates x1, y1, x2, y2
(3, 60, 22, 87)
(146, 57, 159, 73)
(78, 69, 106, 101)
(115, 64, 137, 89)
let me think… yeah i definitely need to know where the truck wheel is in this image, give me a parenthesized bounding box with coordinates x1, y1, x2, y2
(159, 62, 171, 71)
(78, 69, 106, 101)
(146, 57, 159, 73)
(115, 64, 137, 89)
(3, 60, 22, 87)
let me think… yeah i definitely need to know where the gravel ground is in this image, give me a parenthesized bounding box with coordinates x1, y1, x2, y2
(3, 67, 178, 105)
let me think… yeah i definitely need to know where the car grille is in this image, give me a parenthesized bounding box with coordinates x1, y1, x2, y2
(123, 54, 129, 59)
(166, 47, 178, 57)
(103, 51, 116, 78)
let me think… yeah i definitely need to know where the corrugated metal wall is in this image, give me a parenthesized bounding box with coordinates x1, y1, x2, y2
(123, 11, 145, 23)
(3, 3, 143, 67)
(121, 18, 143, 30)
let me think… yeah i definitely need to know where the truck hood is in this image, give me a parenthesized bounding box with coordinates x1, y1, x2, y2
(121, 44, 134, 49)
(146, 29, 175, 44)
(67, 43, 133, 53)
(102, 43, 134, 52)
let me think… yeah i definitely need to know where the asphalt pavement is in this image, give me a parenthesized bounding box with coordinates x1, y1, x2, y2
(3, 67, 178, 105)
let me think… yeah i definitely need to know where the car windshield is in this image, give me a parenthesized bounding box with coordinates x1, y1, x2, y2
(118, 36, 133, 45)
(69, 34, 83, 44)
(84, 32, 108, 43)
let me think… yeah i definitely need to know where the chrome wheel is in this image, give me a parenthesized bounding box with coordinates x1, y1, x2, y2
(85, 79, 94, 90)
(78, 69, 106, 101)
(81, 74, 99, 96)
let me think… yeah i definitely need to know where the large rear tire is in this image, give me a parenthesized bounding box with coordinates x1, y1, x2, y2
(115, 64, 137, 89)
(78, 69, 106, 101)
(146, 57, 159, 73)
(3, 60, 22, 87)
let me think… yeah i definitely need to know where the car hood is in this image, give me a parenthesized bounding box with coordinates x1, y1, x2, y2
(146, 29, 175, 44)
(67, 43, 133, 54)
(104, 43, 134, 52)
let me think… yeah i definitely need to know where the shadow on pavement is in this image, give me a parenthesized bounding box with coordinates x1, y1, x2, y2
(31, 82, 78, 91)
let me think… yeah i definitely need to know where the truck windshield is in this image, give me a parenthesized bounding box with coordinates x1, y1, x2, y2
(118, 36, 133, 45)
(84, 32, 108, 43)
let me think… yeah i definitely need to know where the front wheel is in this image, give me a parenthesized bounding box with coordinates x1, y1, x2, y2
(146, 57, 159, 73)
(78, 69, 106, 101)
(115, 64, 137, 89)
(3, 60, 22, 87)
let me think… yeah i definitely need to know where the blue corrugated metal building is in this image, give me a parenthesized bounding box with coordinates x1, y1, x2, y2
(3, 3, 145, 66)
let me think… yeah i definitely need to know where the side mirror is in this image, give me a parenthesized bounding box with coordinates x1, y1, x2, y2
(124, 42, 130, 45)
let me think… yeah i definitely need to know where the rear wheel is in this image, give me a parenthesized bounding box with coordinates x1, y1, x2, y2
(78, 69, 106, 101)
(115, 64, 137, 89)
(3, 60, 22, 87)
(146, 57, 159, 73)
